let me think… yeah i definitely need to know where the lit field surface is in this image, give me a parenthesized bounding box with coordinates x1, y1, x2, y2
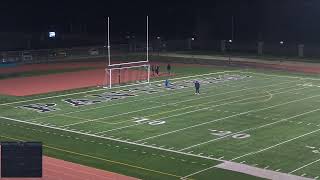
(1, 66, 320, 179)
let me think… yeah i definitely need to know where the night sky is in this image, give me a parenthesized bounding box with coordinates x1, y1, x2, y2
(1, 0, 320, 42)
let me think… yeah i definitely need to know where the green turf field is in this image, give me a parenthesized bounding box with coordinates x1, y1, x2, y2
(1, 65, 320, 179)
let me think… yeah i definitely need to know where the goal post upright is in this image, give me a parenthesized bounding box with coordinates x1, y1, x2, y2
(104, 15, 151, 89)
(146, 15, 149, 62)
(107, 16, 111, 66)
(147, 64, 150, 83)
(109, 69, 112, 89)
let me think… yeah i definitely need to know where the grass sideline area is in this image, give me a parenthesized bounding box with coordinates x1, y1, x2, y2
(1, 63, 320, 179)
(174, 50, 320, 63)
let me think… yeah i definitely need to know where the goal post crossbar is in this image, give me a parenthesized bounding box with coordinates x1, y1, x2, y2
(108, 60, 149, 67)
(104, 63, 150, 89)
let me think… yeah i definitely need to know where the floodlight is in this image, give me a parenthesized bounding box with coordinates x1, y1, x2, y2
(49, 32, 56, 38)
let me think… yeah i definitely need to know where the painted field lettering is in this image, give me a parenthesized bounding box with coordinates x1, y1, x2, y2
(209, 129, 251, 139)
(306, 145, 320, 154)
(232, 133, 251, 139)
(18, 103, 59, 113)
(210, 129, 232, 136)
(133, 117, 166, 126)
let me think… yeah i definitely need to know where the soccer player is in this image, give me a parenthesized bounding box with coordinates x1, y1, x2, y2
(164, 79, 170, 88)
(167, 64, 171, 74)
(194, 80, 200, 94)
(155, 65, 160, 76)
(151, 65, 155, 76)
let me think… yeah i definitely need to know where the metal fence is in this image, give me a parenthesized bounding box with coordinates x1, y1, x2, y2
(161, 39, 320, 58)
(4, 39, 320, 65)
(0, 45, 134, 64)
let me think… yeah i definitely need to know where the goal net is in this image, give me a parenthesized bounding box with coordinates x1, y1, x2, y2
(104, 64, 150, 88)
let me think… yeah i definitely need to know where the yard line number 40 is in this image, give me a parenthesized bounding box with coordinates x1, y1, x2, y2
(209, 129, 251, 139)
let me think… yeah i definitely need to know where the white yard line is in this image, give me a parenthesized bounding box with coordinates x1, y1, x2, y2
(0, 116, 225, 163)
(0, 70, 238, 107)
(96, 86, 307, 135)
(247, 71, 320, 81)
(180, 165, 214, 179)
(236, 90, 273, 105)
(134, 87, 317, 143)
(62, 80, 297, 127)
(0, 89, 105, 106)
(231, 128, 320, 161)
(192, 161, 315, 180)
(182, 128, 320, 180)
(290, 158, 320, 174)
(93, 83, 300, 132)
(0, 70, 316, 108)
(30, 71, 255, 121)
(179, 108, 320, 151)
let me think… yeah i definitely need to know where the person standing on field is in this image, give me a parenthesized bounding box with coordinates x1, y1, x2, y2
(155, 65, 160, 76)
(164, 79, 170, 88)
(151, 65, 155, 76)
(194, 80, 200, 94)
(167, 64, 171, 74)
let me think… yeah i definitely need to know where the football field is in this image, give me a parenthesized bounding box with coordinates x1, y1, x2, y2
(1, 68, 320, 179)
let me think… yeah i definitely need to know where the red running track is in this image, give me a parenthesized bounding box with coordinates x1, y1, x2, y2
(0, 68, 171, 96)
(0, 156, 139, 180)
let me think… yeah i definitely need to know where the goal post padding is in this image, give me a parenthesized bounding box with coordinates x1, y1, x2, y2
(104, 63, 150, 88)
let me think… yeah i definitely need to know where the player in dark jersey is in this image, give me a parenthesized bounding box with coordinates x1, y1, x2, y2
(194, 80, 200, 94)
(167, 64, 171, 74)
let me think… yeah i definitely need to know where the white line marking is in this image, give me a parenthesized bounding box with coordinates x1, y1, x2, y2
(180, 165, 215, 179)
(305, 146, 316, 149)
(0, 116, 225, 162)
(1, 70, 238, 107)
(135, 87, 313, 142)
(63, 79, 294, 127)
(31, 71, 255, 122)
(0, 89, 106, 106)
(179, 108, 320, 151)
(290, 158, 320, 173)
(97, 86, 303, 135)
(232, 128, 320, 161)
(247, 71, 320, 81)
